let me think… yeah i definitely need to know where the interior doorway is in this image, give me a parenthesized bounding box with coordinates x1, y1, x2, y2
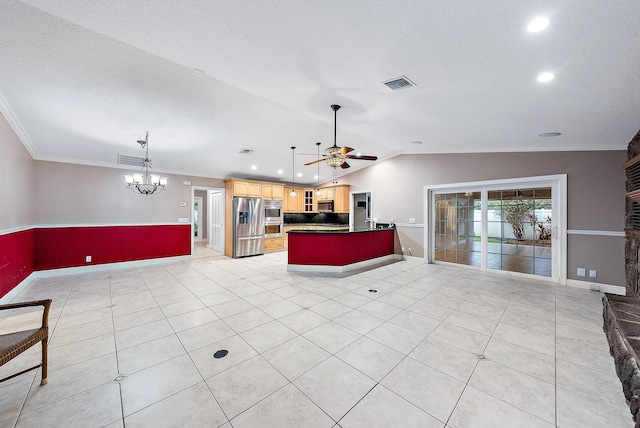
(350, 190, 372, 231)
(192, 186, 225, 256)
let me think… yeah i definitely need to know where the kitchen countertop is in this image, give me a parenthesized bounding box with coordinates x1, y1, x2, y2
(288, 227, 393, 234)
(284, 223, 349, 227)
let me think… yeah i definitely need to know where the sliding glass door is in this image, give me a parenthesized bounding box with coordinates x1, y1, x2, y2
(428, 176, 565, 282)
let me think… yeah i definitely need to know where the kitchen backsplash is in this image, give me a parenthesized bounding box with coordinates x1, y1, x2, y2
(284, 212, 349, 225)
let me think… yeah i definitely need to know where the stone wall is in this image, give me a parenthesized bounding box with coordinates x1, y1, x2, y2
(625, 130, 640, 296)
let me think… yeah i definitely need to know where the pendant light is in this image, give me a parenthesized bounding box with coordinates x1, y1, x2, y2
(315, 142, 322, 196)
(290, 146, 297, 197)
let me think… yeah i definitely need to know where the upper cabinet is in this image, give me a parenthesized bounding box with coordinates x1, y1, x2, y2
(284, 187, 304, 212)
(262, 184, 284, 199)
(232, 181, 262, 197)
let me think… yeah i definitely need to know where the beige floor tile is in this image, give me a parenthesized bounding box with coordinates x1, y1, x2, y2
(111, 290, 158, 317)
(382, 357, 465, 422)
(260, 299, 303, 318)
(48, 332, 116, 371)
(230, 383, 333, 428)
(49, 317, 114, 349)
(309, 300, 352, 319)
(366, 322, 425, 354)
(177, 319, 236, 352)
(160, 298, 206, 318)
(0, 378, 31, 423)
(333, 310, 384, 335)
(243, 291, 283, 307)
(468, 360, 555, 424)
(406, 299, 455, 321)
(388, 310, 441, 336)
(112, 307, 165, 332)
(222, 307, 274, 333)
(278, 309, 328, 334)
(448, 386, 554, 428)
(189, 335, 257, 379)
(336, 336, 404, 381)
(358, 300, 404, 321)
(263, 336, 330, 381)
(444, 310, 498, 336)
(199, 290, 239, 307)
(410, 339, 478, 383)
(239, 320, 298, 353)
(294, 356, 376, 420)
(556, 359, 627, 409)
(556, 385, 633, 428)
(483, 338, 555, 384)
(22, 352, 118, 413)
(117, 334, 186, 374)
(491, 322, 554, 356)
(115, 319, 174, 350)
(207, 356, 288, 419)
(16, 383, 122, 428)
(120, 354, 203, 416)
(303, 321, 361, 354)
(55, 306, 113, 329)
(209, 299, 254, 318)
(340, 385, 444, 428)
(125, 382, 227, 428)
(288, 292, 328, 307)
(167, 307, 218, 332)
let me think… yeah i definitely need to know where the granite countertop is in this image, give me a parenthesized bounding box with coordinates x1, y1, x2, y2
(284, 223, 349, 227)
(288, 228, 393, 234)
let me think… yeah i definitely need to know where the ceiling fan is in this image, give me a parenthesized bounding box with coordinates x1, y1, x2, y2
(304, 104, 378, 169)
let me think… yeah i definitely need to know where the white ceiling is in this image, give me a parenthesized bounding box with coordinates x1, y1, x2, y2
(1, 1, 639, 185)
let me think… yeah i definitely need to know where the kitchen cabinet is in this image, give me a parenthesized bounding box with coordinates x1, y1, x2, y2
(262, 184, 284, 199)
(264, 237, 284, 252)
(232, 180, 262, 197)
(284, 187, 304, 212)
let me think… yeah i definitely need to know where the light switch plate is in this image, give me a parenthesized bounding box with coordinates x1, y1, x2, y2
(409, 218, 416, 224)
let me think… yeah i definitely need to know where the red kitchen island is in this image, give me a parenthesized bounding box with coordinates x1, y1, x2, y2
(287, 228, 399, 272)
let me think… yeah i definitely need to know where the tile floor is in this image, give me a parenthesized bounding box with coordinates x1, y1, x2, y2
(0, 251, 633, 427)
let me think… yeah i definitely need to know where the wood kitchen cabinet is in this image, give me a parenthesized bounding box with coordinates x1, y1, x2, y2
(231, 180, 262, 197)
(262, 184, 284, 199)
(284, 187, 304, 212)
(264, 237, 284, 252)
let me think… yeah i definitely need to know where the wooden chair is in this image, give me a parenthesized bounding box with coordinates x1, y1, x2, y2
(0, 299, 52, 385)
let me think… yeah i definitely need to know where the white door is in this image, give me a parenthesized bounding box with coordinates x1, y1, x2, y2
(210, 191, 223, 253)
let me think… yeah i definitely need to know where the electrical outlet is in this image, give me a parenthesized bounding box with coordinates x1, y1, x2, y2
(577, 268, 585, 277)
(589, 269, 597, 278)
(85, 255, 92, 263)
(409, 218, 416, 224)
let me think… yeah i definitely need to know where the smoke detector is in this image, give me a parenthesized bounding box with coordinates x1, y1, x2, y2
(382, 76, 416, 91)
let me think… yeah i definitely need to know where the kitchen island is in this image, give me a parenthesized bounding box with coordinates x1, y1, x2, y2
(287, 228, 398, 272)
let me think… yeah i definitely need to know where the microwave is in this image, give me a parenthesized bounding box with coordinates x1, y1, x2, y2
(264, 199, 283, 222)
(317, 200, 334, 213)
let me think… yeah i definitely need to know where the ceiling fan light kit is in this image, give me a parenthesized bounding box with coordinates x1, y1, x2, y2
(123, 131, 168, 195)
(304, 104, 378, 170)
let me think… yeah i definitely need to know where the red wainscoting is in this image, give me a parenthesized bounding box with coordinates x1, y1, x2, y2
(34, 225, 191, 271)
(0, 229, 35, 298)
(288, 229, 395, 266)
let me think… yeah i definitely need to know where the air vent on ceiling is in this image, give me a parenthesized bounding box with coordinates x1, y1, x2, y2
(239, 148, 254, 154)
(382, 75, 416, 91)
(118, 154, 145, 166)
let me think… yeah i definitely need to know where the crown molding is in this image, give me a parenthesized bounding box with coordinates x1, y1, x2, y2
(0, 92, 39, 159)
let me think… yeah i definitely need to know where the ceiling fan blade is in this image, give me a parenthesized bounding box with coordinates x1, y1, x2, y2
(340, 161, 351, 169)
(340, 146, 354, 154)
(346, 154, 378, 161)
(304, 159, 325, 166)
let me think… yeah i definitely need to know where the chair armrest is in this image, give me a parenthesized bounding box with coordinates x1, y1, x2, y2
(0, 300, 52, 328)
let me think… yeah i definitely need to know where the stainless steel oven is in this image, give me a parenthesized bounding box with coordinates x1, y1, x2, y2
(264, 199, 283, 223)
(265, 223, 283, 238)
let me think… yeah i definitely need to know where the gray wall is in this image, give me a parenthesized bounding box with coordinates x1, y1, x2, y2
(0, 113, 33, 230)
(344, 151, 626, 286)
(33, 161, 224, 225)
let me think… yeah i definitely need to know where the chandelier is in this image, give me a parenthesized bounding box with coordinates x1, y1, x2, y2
(123, 131, 168, 195)
(324, 145, 346, 168)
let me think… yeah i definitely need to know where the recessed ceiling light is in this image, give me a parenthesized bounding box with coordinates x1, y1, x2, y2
(410, 140, 423, 145)
(250, 165, 257, 170)
(277, 169, 283, 174)
(538, 132, 562, 137)
(537, 72, 555, 83)
(297, 172, 302, 178)
(527, 17, 550, 32)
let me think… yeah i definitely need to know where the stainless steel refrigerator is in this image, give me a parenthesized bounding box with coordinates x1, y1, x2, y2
(232, 197, 265, 258)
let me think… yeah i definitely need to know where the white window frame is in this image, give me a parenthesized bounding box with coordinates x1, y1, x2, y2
(424, 174, 567, 285)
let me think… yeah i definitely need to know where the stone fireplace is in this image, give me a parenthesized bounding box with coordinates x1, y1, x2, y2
(603, 129, 640, 426)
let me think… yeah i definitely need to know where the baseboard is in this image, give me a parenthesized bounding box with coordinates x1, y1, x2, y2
(0, 272, 38, 303)
(288, 254, 402, 273)
(31, 255, 194, 278)
(566, 278, 625, 295)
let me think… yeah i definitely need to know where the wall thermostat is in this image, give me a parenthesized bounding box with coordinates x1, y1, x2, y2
(179, 201, 187, 207)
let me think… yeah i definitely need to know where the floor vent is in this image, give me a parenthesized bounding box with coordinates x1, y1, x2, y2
(111, 374, 128, 383)
(474, 353, 488, 360)
(118, 154, 145, 166)
(382, 76, 416, 91)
